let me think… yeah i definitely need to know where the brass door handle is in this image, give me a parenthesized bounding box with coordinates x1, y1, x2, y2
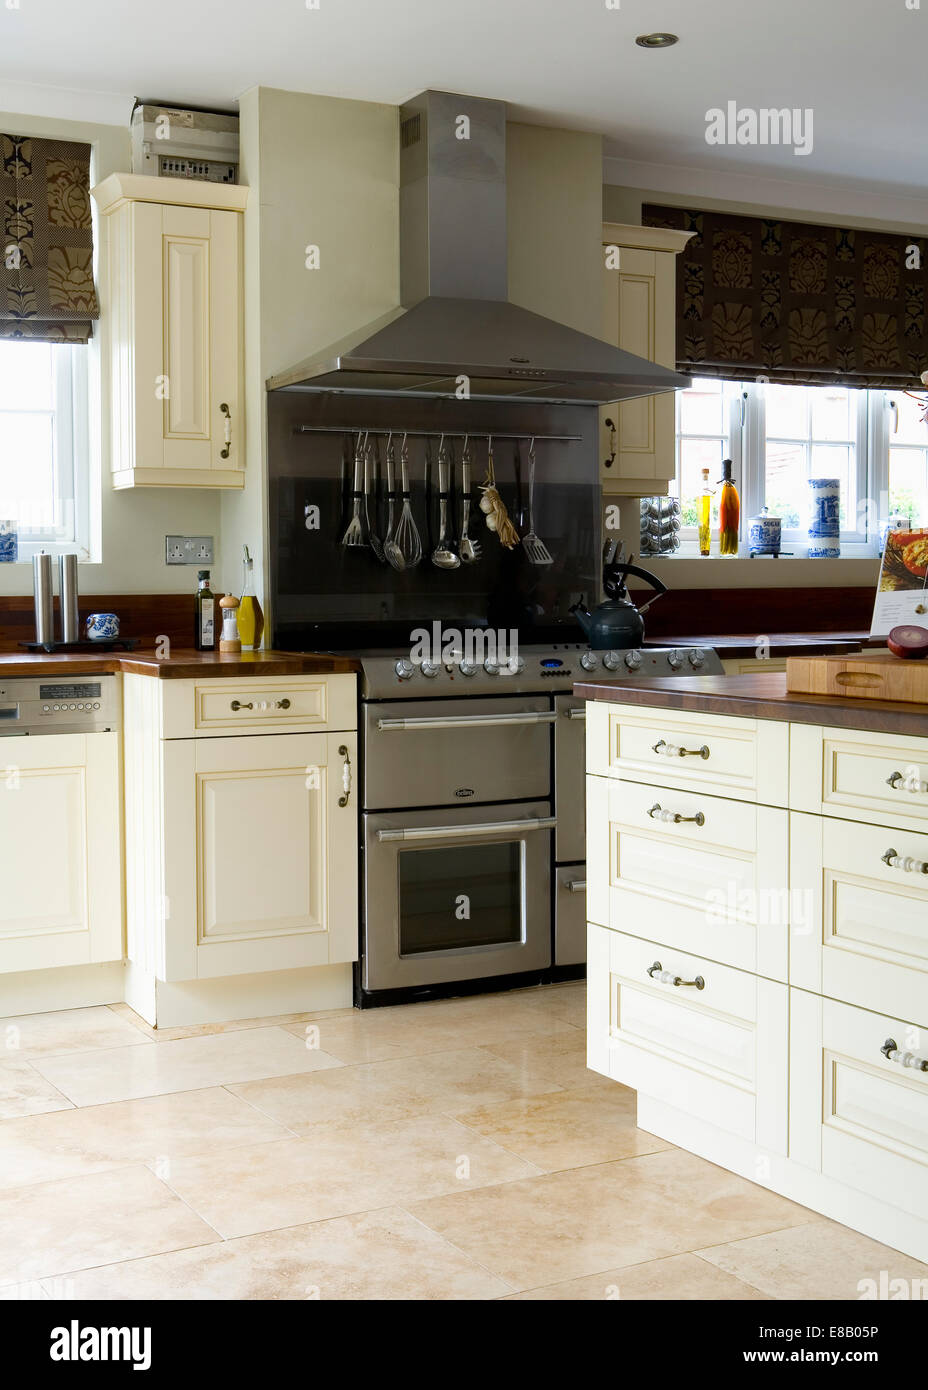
(338, 744, 352, 806)
(648, 802, 705, 827)
(277, 698, 291, 709)
(882, 848, 928, 875)
(881, 1038, 928, 1072)
(652, 739, 710, 759)
(886, 770, 928, 794)
(230, 700, 253, 711)
(647, 960, 705, 990)
(220, 403, 232, 459)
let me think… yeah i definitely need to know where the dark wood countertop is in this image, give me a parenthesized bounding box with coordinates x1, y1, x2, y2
(0, 649, 360, 680)
(574, 671, 928, 737)
(654, 632, 868, 658)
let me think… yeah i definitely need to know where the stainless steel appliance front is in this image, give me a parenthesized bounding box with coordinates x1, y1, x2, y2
(362, 800, 553, 991)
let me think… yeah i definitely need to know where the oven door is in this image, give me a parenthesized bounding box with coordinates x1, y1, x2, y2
(363, 696, 553, 809)
(362, 800, 553, 991)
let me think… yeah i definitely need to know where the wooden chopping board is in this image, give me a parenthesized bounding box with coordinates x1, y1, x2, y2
(786, 650, 928, 704)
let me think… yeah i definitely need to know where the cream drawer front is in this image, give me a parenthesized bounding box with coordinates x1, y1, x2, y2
(585, 701, 788, 806)
(721, 658, 788, 675)
(161, 674, 357, 738)
(586, 775, 788, 979)
(791, 813, 928, 1026)
(791, 991, 928, 1220)
(791, 723, 928, 833)
(587, 923, 787, 1152)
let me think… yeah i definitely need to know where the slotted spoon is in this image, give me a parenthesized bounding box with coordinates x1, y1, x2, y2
(522, 437, 553, 565)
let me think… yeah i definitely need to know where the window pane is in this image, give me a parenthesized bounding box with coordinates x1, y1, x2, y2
(889, 448, 928, 524)
(765, 385, 807, 439)
(0, 341, 54, 412)
(890, 392, 928, 446)
(0, 413, 55, 528)
(765, 441, 805, 527)
(680, 380, 725, 436)
(811, 388, 854, 442)
(679, 438, 723, 528)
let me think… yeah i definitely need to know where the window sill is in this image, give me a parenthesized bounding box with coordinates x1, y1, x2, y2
(662, 542, 877, 561)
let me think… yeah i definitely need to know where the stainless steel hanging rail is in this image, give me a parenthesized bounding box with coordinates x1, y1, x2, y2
(293, 426, 582, 442)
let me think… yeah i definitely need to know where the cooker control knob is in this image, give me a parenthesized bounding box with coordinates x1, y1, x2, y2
(579, 651, 599, 671)
(505, 655, 525, 675)
(394, 659, 415, 681)
(602, 651, 622, 671)
(458, 659, 478, 677)
(484, 658, 500, 675)
(668, 649, 685, 670)
(688, 647, 706, 668)
(624, 650, 643, 670)
(420, 660, 440, 678)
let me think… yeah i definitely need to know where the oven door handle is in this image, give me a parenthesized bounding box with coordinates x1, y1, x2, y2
(376, 816, 557, 843)
(376, 711, 558, 731)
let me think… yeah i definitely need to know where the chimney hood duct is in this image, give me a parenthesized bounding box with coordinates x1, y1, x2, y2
(267, 90, 691, 404)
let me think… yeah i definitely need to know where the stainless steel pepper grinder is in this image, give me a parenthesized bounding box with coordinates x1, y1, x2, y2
(32, 552, 54, 647)
(59, 553, 80, 644)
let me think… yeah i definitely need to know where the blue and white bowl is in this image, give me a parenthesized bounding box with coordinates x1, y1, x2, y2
(0, 521, 17, 563)
(85, 612, 119, 642)
(807, 478, 840, 558)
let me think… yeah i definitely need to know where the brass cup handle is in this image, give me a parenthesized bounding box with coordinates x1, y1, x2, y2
(230, 698, 291, 712)
(220, 403, 232, 459)
(649, 802, 705, 827)
(882, 848, 928, 875)
(887, 770, 928, 794)
(338, 744, 352, 807)
(647, 960, 705, 990)
(881, 1038, 928, 1072)
(230, 700, 252, 711)
(652, 739, 710, 759)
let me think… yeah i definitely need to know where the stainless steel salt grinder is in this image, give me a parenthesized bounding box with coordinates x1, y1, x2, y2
(33, 552, 54, 646)
(59, 553, 79, 643)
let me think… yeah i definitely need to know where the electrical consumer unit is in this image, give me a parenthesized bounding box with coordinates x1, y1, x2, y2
(129, 102, 239, 183)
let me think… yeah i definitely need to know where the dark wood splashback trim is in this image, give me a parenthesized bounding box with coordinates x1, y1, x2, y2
(630, 586, 874, 639)
(0, 594, 194, 651)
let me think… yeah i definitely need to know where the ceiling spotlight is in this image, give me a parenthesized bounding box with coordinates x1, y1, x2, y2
(635, 33, 679, 49)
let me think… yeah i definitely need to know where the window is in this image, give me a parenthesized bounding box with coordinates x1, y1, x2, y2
(674, 378, 924, 554)
(0, 341, 90, 559)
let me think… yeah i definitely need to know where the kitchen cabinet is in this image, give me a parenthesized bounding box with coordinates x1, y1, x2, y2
(123, 673, 358, 994)
(91, 173, 248, 489)
(599, 222, 693, 497)
(584, 697, 928, 1264)
(0, 733, 122, 974)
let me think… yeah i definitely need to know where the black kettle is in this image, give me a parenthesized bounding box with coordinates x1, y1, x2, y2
(571, 542, 667, 650)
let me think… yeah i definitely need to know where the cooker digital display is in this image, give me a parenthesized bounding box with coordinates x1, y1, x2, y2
(39, 683, 103, 699)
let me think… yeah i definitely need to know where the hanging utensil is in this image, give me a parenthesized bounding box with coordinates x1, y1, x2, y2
(479, 435, 519, 549)
(365, 433, 384, 562)
(339, 431, 368, 548)
(388, 433, 422, 570)
(431, 434, 460, 569)
(522, 437, 553, 565)
(458, 435, 481, 564)
(382, 432, 397, 549)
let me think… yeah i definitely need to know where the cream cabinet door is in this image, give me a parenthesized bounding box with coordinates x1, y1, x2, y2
(161, 731, 358, 980)
(0, 734, 122, 973)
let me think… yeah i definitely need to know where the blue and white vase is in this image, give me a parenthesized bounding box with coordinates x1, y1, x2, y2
(807, 478, 840, 558)
(0, 521, 17, 563)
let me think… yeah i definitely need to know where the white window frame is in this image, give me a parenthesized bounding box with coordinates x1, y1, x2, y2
(0, 344, 91, 561)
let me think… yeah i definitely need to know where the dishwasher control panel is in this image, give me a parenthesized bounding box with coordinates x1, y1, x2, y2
(0, 677, 119, 735)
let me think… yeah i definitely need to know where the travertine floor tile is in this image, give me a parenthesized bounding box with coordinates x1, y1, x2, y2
(0, 1059, 72, 1120)
(0, 1086, 292, 1189)
(155, 1115, 540, 1239)
(32, 1027, 342, 1107)
(453, 1084, 672, 1171)
(110, 1002, 356, 1043)
(42, 1207, 513, 1300)
(502, 1251, 770, 1300)
(698, 1219, 928, 1300)
(483, 1029, 609, 1092)
(0, 1006, 146, 1060)
(0, 1166, 218, 1286)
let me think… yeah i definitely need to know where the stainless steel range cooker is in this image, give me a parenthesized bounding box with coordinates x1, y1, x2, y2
(354, 641, 723, 1004)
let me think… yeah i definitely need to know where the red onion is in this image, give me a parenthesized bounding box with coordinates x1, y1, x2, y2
(887, 625, 928, 659)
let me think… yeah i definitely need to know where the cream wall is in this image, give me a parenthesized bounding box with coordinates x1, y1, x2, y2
(0, 109, 222, 597)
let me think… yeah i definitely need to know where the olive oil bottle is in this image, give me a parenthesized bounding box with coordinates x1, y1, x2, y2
(194, 569, 216, 650)
(718, 459, 740, 556)
(698, 468, 713, 556)
(238, 545, 264, 652)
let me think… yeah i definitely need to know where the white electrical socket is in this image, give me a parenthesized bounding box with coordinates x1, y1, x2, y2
(165, 535, 214, 565)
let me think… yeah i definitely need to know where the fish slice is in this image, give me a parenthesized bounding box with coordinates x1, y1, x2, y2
(522, 437, 553, 565)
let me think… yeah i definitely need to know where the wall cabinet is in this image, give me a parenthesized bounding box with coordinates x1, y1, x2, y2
(599, 222, 693, 497)
(0, 733, 122, 974)
(92, 173, 248, 489)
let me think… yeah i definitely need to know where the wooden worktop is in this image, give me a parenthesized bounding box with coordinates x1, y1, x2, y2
(574, 671, 928, 737)
(0, 649, 360, 680)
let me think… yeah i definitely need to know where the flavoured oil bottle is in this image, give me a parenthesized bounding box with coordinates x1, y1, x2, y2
(698, 468, 713, 556)
(194, 569, 216, 651)
(718, 459, 741, 556)
(238, 545, 264, 652)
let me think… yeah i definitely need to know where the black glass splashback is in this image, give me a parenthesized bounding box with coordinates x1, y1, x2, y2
(267, 389, 601, 651)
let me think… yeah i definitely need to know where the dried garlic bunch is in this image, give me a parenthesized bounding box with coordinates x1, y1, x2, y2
(478, 440, 520, 549)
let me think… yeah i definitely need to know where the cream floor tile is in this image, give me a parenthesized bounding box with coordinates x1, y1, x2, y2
(407, 1149, 814, 1290)
(43, 1207, 513, 1300)
(0, 1006, 147, 1060)
(109, 1002, 357, 1043)
(0, 1086, 292, 1190)
(503, 1251, 770, 1300)
(231, 1047, 561, 1133)
(32, 1026, 343, 1107)
(0, 1165, 218, 1286)
(360, 993, 581, 1053)
(453, 1084, 673, 1171)
(483, 1028, 608, 1092)
(156, 1115, 540, 1238)
(0, 1059, 73, 1119)
(283, 1015, 427, 1064)
(697, 1219, 928, 1300)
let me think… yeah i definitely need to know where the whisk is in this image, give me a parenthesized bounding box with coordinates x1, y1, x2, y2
(384, 433, 422, 570)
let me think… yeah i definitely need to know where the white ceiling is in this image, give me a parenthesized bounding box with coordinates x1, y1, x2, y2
(0, 0, 921, 194)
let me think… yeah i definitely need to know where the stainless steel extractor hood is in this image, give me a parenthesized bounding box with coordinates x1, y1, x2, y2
(268, 90, 691, 405)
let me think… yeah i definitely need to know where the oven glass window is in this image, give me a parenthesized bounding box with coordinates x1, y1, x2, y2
(398, 843, 523, 955)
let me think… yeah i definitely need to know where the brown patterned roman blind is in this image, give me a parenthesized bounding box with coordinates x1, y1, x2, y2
(1, 133, 99, 343)
(643, 203, 928, 389)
